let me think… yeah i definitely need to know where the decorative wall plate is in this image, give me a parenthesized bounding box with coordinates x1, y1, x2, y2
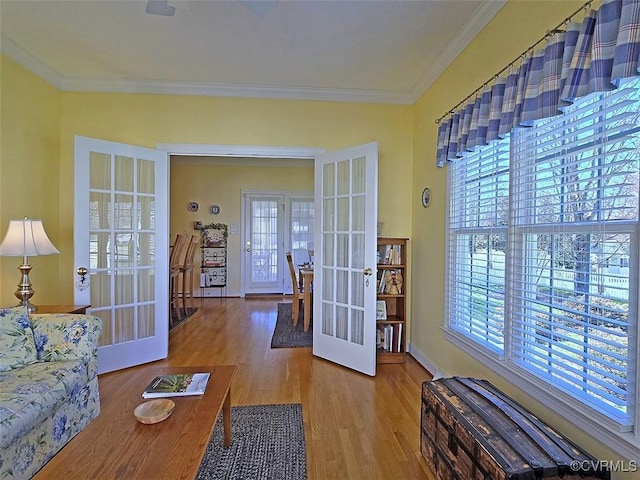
(187, 201, 199, 212)
(210, 204, 221, 215)
(421, 187, 431, 208)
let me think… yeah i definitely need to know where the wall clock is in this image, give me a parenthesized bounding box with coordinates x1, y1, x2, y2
(187, 201, 199, 212)
(421, 187, 431, 208)
(210, 204, 221, 215)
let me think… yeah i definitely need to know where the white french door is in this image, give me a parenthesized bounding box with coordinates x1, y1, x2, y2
(243, 194, 285, 294)
(74, 136, 169, 374)
(312, 142, 378, 376)
(243, 192, 314, 295)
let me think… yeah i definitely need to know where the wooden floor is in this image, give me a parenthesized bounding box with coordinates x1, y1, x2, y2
(98, 297, 436, 479)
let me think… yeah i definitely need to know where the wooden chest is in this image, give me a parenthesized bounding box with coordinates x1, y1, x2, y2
(420, 377, 611, 480)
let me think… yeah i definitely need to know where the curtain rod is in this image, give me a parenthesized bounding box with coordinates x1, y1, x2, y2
(434, 0, 595, 124)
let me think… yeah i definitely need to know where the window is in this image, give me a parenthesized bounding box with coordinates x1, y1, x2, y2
(446, 77, 640, 438)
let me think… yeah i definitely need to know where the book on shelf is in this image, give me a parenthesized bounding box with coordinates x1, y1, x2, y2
(142, 372, 210, 398)
(376, 324, 404, 353)
(378, 244, 402, 265)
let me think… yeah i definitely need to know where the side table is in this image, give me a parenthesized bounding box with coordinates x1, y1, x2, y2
(35, 305, 90, 314)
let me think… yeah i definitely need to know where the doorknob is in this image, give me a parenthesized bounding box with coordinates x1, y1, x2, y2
(363, 267, 373, 276)
(76, 266, 89, 291)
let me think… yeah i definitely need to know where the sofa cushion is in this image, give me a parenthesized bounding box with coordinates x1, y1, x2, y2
(0, 359, 88, 449)
(0, 306, 37, 372)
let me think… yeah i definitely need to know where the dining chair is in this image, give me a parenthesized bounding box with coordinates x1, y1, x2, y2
(286, 252, 303, 326)
(179, 235, 200, 316)
(169, 233, 187, 326)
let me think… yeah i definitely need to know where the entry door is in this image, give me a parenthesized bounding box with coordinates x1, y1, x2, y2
(244, 194, 285, 294)
(74, 136, 169, 374)
(312, 142, 378, 376)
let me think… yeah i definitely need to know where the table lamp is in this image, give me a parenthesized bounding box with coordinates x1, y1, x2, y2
(0, 218, 59, 312)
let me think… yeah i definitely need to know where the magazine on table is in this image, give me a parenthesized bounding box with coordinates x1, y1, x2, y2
(142, 372, 210, 398)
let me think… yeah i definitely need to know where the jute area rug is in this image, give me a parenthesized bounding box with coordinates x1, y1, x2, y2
(196, 404, 307, 480)
(270, 303, 313, 348)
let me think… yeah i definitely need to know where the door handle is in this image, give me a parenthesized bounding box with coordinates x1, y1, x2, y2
(76, 266, 89, 291)
(363, 267, 373, 276)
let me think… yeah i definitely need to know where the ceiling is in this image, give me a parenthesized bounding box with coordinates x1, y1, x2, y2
(0, 0, 506, 105)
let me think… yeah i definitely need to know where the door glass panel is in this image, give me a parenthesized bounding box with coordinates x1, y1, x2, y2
(250, 200, 279, 284)
(323, 163, 335, 195)
(90, 271, 111, 310)
(336, 270, 348, 304)
(352, 157, 365, 194)
(138, 159, 155, 194)
(138, 304, 155, 338)
(138, 269, 154, 302)
(337, 197, 349, 231)
(352, 234, 365, 269)
(336, 305, 348, 340)
(322, 267, 333, 301)
(337, 160, 350, 195)
(138, 233, 154, 267)
(351, 271, 364, 307)
(323, 233, 334, 267)
(322, 303, 334, 336)
(138, 196, 155, 229)
(351, 309, 364, 345)
(115, 270, 134, 304)
(323, 198, 334, 231)
(114, 155, 134, 192)
(115, 307, 134, 342)
(336, 234, 348, 267)
(291, 199, 314, 250)
(352, 196, 365, 231)
(93, 310, 111, 347)
(90, 152, 111, 190)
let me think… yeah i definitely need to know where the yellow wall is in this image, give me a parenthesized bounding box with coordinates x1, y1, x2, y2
(0, 67, 413, 305)
(170, 156, 314, 294)
(0, 56, 61, 306)
(410, 0, 624, 468)
(0, 0, 630, 469)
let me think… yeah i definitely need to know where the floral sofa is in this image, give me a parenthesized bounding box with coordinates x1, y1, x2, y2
(0, 306, 102, 479)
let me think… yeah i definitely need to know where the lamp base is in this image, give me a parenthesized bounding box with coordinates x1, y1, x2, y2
(14, 262, 37, 313)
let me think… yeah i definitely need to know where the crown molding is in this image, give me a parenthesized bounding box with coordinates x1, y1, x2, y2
(59, 77, 414, 104)
(1, 0, 504, 106)
(0, 34, 66, 88)
(410, 0, 508, 102)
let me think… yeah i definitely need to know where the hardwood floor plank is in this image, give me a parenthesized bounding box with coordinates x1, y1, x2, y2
(97, 297, 435, 479)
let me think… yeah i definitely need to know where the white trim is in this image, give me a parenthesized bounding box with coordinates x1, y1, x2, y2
(1, 3, 503, 105)
(444, 326, 640, 460)
(158, 143, 325, 159)
(0, 34, 66, 88)
(60, 78, 415, 105)
(407, 344, 439, 377)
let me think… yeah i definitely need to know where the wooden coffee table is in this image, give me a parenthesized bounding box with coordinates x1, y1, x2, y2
(34, 365, 237, 479)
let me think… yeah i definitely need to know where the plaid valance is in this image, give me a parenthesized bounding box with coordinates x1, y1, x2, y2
(436, 0, 640, 167)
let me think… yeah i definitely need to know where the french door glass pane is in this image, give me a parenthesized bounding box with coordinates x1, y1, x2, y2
(251, 200, 279, 283)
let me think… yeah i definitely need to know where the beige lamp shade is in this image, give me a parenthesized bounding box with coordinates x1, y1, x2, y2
(0, 219, 59, 257)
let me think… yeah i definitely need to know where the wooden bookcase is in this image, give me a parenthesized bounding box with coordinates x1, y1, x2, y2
(376, 237, 408, 364)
